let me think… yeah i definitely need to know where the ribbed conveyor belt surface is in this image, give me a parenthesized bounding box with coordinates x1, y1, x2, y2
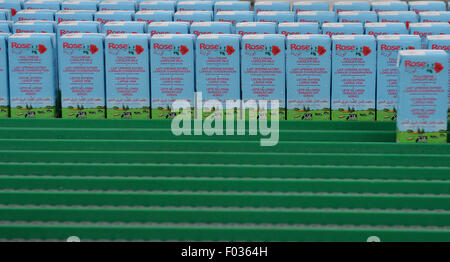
(0, 119, 448, 241)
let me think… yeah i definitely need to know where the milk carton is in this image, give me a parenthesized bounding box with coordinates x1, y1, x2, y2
(0, 33, 8, 118)
(177, 1, 213, 12)
(331, 35, 376, 121)
(241, 34, 285, 120)
(150, 34, 195, 119)
(55, 10, 95, 23)
(13, 20, 56, 33)
(0, 8, 11, 20)
(58, 33, 105, 119)
(98, 1, 137, 12)
(214, 1, 250, 14)
(297, 11, 337, 26)
(61, 0, 99, 11)
(254, 1, 290, 14)
(0, 21, 12, 33)
(419, 11, 450, 23)
(139, 1, 176, 11)
(333, 1, 371, 13)
(338, 11, 378, 24)
(427, 35, 450, 120)
(215, 11, 254, 33)
(396, 50, 448, 143)
(322, 22, 364, 37)
(364, 22, 408, 36)
(409, 22, 450, 49)
(148, 21, 189, 36)
(94, 10, 134, 24)
(378, 11, 419, 29)
(371, 1, 408, 13)
(235, 22, 277, 36)
(196, 34, 240, 119)
(105, 34, 150, 119)
(190, 21, 231, 36)
(292, 1, 329, 13)
(174, 11, 212, 23)
(256, 11, 296, 23)
(103, 21, 147, 35)
(0, 0, 22, 20)
(9, 33, 57, 118)
(135, 10, 173, 24)
(409, 1, 446, 14)
(14, 10, 56, 22)
(278, 22, 319, 36)
(57, 21, 101, 39)
(286, 34, 331, 120)
(24, 0, 61, 11)
(376, 35, 421, 121)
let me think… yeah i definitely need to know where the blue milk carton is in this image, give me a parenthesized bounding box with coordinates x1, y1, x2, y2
(174, 10, 212, 24)
(0, 8, 12, 20)
(103, 21, 147, 35)
(14, 10, 56, 22)
(396, 50, 448, 143)
(24, 0, 61, 11)
(256, 11, 296, 23)
(214, 1, 250, 14)
(150, 34, 195, 119)
(61, 0, 99, 11)
(409, 22, 450, 49)
(333, 1, 371, 13)
(254, 1, 290, 14)
(364, 22, 408, 36)
(292, 1, 329, 14)
(376, 35, 421, 121)
(58, 33, 105, 119)
(135, 10, 173, 24)
(105, 34, 150, 119)
(0, 21, 12, 33)
(322, 22, 363, 37)
(0, 33, 8, 118)
(371, 1, 408, 13)
(297, 11, 337, 26)
(241, 34, 286, 120)
(55, 10, 95, 23)
(338, 11, 378, 24)
(419, 11, 450, 22)
(9, 33, 57, 118)
(13, 20, 56, 33)
(331, 35, 376, 121)
(139, 1, 176, 11)
(196, 34, 240, 119)
(235, 22, 276, 36)
(177, 1, 213, 12)
(409, 1, 446, 14)
(286, 34, 331, 120)
(0, 0, 22, 20)
(94, 10, 134, 24)
(378, 11, 419, 29)
(190, 21, 231, 36)
(215, 10, 254, 33)
(98, 1, 137, 12)
(57, 21, 100, 39)
(278, 22, 319, 36)
(427, 35, 450, 120)
(148, 21, 189, 36)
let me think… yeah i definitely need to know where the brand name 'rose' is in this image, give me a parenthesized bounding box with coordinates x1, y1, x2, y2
(405, 60, 426, 67)
(153, 43, 173, 49)
(245, 43, 264, 50)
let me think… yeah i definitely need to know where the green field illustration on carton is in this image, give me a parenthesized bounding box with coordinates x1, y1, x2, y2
(11, 106, 56, 119)
(62, 106, 106, 119)
(107, 106, 150, 119)
(243, 108, 286, 120)
(152, 107, 195, 120)
(397, 129, 447, 143)
(332, 108, 375, 121)
(377, 108, 397, 122)
(287, 108, 330, 120)
(0, 105, 8, 118)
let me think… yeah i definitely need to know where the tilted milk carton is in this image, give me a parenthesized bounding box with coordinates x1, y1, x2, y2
(0, 0, 22, 20)
(103, 21, 147, 35)
(139, 1, 176, 11)
(419, 11, 450, 22)
(333, 1, 371, 13)
(14, 10, 56, 22)
(371, 2, 408, 13)
(235, 22, 277, 36)
(331, 35, 376, 121)
(297, 11, 337, 26)
(98, 1, 137, 12)
(364, 22, 408, 36)
(9, 33, 57, 118)
(55, 10, 95, 23)
(196, 34, 240, 119)
(378, 11, 419, 29)
(61, 0, 99, 11)
(150, 34, 195, 119)
(241, 34, 286, 120)
(0, 21, 12, 33)
(0, 33, 8, 118)
(322, 22, 364, 37)
(338, 11, 378, 24)
(148, 21, 189, 36)
(57, 21, 101, 39)
(58, 33, 105, 119)
(135, 10, 174, 24)
(174, 10, 212, 24)
(396, 50, 448, 143)
(409, 1, 446, 14)
(177, 1, 213, 12)
(13, 20, 56, 33)
(376, 35, 421, 121)
(427, 35, 450, 120)
(286, 34, 331, 120)
(409, 22, 450, 49)
(24, 0, 61, 11)
(105, 34, 150, 119)
(94, 10, 134, 24)
(256, 11, 296, 23)
(292, 1, 329, 13)
(214, 1, 250, 14)
(190, 21, 231, 36)
(215, 11, 254, 33)
(278, 22, 319, 36)
(254, 1, 290, 14)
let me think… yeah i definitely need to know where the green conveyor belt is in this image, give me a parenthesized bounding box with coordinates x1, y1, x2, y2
(0, 119, 448, 242)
